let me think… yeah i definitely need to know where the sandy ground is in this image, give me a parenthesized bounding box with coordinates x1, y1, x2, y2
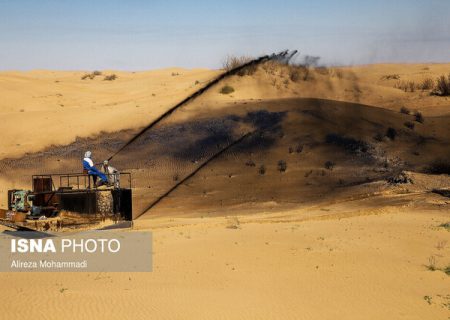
(1, 63, 449, 159)
(0, 195, 448, 320)
(0, 68, 220, 158)
(0, 63, 449, 319)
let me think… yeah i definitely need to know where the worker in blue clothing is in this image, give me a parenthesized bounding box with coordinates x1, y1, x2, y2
(83, 151, 108, 187)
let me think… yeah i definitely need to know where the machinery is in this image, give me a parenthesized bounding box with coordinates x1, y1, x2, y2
(3, 172, 132, 231)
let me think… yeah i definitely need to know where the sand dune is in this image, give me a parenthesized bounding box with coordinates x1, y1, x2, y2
(0, 62, 449, 319)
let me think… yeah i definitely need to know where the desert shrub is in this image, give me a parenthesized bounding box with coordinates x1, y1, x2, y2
(277, 160, 287, 172)
(222, 55, 249, 70)
(324, 161, 335, 170)
(426, 256, 437, 271)
(289, 66, 301, 82)
(386, 127, 397, 140)
(220, 85, 235, 94)
(395, 80, 416, 92)
(426, 159, 450, 175)
(432, 73, 450, 96)
(237, 64, 258, 76)
(258, 165, 266, 175)
(414, 111, 424, 123)
(443, 265, 450, 276)
(104, 74, 117, 81)
(245, 160, 256, 167)
(289, 65, 310, 82)
(400, 106, 411, 115)
(195, 80, 200, 85)
(81, 71, 103, 80)
(226, 216, 240, 229)
(404, 121, 415, 130)
(333, 69, 344, 79)
(81, 73, 95, 80)
(288, 146, 294, 154)
(296, 144, 303, 153)
(381, 74, 400, 80)
(326, 133, 370, 154)
(418, 78, 434, 90)
(315, 66, 329, 75)
(373, 133, 384, 142)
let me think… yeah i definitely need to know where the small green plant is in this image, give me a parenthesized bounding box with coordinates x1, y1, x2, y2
(220, 85, 234, 94)
(59, 288, 68, 293)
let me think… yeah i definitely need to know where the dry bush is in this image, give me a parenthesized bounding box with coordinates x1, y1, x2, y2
(288, 65, 310, 82)
(277, 160, 287, 172)
(220, 85, 234, 94)
(331, 68, 344, 79)
(436, 240, 447, 250)
(81, 73, 95, 80)
(226, 216, 240, 229)
(373, 133, 384, 142)
(314, 66, 329, 75)
(324, 161, 335, 170)
(400, 106, 411, 115)
(104, 74, 117, 81)
(245, 160, 256, 167)
(426, 256, 437, 271)
(404, 121, 415, 130)
(381, 74, 400, 80)
(222, 55, 255, 76)
(414, 111, 424, 123)
(386, 127, 397, 140)
(258, 165, 266, 175)
(426, 159, 450, 175)
(395, 80, 416, 92)
(81, 71, 102, 80)
(432, 73, 450, 96)
(418, 78, 434, 90)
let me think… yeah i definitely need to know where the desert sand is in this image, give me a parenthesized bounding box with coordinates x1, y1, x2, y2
(0, 62, 449, 319)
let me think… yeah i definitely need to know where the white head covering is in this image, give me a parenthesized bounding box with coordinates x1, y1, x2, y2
(84, 151, 92, 158)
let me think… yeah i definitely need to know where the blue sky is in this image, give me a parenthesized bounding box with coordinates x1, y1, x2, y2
(0, 0, 449, 70)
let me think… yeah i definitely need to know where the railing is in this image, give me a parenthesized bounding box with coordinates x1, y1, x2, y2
(32, 173, 132, 192)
